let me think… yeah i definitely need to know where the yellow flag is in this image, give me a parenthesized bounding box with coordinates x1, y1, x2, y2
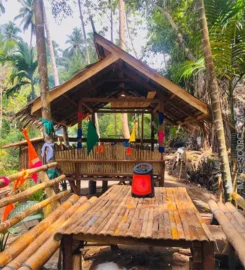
(129, 120, 137, 142)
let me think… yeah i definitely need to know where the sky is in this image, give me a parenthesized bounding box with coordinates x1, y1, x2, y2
(0, 0, 165, 69)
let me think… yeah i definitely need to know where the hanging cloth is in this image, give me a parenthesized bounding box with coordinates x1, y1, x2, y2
(40, 119, 55, 136)
(22, 129, 42, 183)
(87, 120, 99, 155)
(41, 142, 54, 163)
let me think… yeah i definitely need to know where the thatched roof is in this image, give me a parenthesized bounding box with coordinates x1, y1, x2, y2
(16, 33, 210, 128)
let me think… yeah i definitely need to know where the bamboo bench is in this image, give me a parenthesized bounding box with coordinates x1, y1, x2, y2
(208, 198, 245, 269)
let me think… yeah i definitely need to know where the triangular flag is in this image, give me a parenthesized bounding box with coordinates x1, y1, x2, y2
(2, 196, 14, 222)
(22, 129, 42, 183)
(87, 120, 99, 155)
(129, 120, 137, 142)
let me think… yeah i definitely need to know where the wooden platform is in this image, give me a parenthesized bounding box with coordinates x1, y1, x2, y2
(54, 185, 215, 270)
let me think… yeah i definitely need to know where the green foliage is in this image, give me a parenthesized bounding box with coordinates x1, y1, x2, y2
(0, 41, 38, 100)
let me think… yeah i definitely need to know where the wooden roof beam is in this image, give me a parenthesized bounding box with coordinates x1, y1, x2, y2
(31, 53, 119, 114)
(94, 33, 209, 115)
(81, 98, 159, 103)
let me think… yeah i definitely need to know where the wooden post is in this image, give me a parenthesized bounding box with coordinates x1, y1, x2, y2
(159, 102, 165, 187)
(89, 180, 96, 195)
(61, 235, 73, 270)
(62, 126, 69, 147)
(141, 113, 144, 147)
(75, 164, 81, 196)
(159, 160, 165, 187)
(151, 113, 154, 151)
(202, 242, 215, 270)
(89, 112, 97, 194)
(102, 181, 108, 193)
(38, 170, 60, 210)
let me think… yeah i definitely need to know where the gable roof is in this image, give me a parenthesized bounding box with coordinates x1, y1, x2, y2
(16, 33, 209, 128)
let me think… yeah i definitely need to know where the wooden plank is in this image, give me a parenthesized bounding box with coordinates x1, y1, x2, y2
(31, 53, 119, 114)
(62, 235, 73, 270)
(94, 33, 209, 115)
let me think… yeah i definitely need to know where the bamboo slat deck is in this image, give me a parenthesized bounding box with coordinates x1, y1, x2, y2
(56, 185, 215, 270)
(55, 185, 213, 242)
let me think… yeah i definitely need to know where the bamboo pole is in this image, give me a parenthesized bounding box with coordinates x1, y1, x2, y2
(225, 202, 245, 231)
(0, 162, 57, 187)
(0, 175, 66, 209)
(208, 200, 245, 267)
(0, 194, 79, 267)
(232, 192, 245, 210)
(7, 197, 97, 270)
(0, 190, 70, 233)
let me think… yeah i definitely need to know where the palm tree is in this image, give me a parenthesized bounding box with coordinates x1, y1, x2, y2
(119, 0, 130, 139)
(77, 0, 90, 64)
(2, 22, 22, 43)
(65, 27, 85, 57)
(0, 41, 38, 100)
(14, 0, 35, 48)
(42, 2, 60, 86)
(198, 0, 232, 200)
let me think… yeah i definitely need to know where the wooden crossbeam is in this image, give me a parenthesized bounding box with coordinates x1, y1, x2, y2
(81, 98, 159, 103)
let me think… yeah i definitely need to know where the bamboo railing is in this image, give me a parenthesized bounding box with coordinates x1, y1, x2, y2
(55, 144, 165, 184)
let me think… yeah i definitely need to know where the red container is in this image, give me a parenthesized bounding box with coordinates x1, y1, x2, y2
(131, 163, 154, 198)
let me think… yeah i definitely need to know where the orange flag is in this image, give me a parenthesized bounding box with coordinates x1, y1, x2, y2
(2, 195, 14, 222)
(22, 129, 42, 183)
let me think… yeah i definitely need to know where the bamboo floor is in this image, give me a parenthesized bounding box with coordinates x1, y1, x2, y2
(55, 185, 214, 242)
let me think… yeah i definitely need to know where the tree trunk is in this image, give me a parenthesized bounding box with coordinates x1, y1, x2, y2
(78, 0, 90, 65)
(125, 11, 138, 58)
(199, 0, 232, 200)
(109, 0, 113, 42)
(43, 3, 60, 87)
(34, 0, 52, 142)
(155, 4, 195, 62)
(119, 0, 130, 139)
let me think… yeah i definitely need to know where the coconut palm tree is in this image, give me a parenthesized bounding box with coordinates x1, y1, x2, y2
(14, 0, 35, 48)
(198, 0, 232, 200)
(65, 27, 85, 57)
(2, 22, 22, 43)
(0, 41, 38, 100)
(77, 0, 90, 64)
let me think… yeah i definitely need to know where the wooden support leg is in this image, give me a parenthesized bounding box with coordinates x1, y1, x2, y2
(89, 180, 96, 195)
(73, 253, 82, 270)
(159, 161, 165, 187)
(68, 180, 78, 195)
(202, 242, 215, 270)
(228, 243, 236, 270)
(61, 235, 73, 270)
(190, 243, 202, 270)
(102, 181, 108, 193)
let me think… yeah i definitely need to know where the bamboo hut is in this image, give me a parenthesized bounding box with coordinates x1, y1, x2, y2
(14, 33, 210, 194)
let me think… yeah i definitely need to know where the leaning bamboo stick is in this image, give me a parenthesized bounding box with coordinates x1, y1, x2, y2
(0, 190, 70, 233)
(0, 162, 57, 187)
(232, 192, 245, 210)
(225, 202, 245, 229)
(208, 200, 245, 267)
(0, 175, 66, 209)
(4, 196, 90, 270)
(17, 197, 97, 270)
(0, 194, 79, 267)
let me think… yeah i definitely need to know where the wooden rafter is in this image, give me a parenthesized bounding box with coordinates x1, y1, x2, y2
(31, 53, 119, 114)
(94, 33, 209, 115)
